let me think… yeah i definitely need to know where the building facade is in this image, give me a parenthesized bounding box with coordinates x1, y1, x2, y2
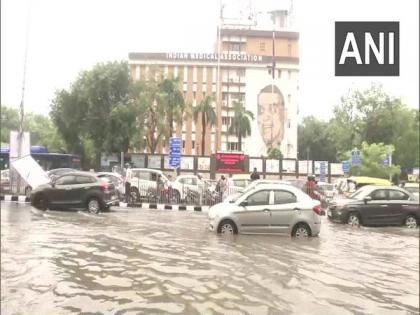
(128, 13, 299, 158)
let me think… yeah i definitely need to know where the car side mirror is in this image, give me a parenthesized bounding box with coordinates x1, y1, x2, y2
(240, 200, 248, 207)
(364, 196, 372, 203)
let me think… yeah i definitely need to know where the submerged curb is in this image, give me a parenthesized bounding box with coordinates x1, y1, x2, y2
(120, 202, 209, 212)
(0, 195, 210, 212)
(0, 195, 30, 203)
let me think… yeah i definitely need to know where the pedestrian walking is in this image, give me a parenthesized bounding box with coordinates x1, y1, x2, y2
(306, 174, 317, 199)
(250, 167, 260, 181)
(124, 163, 132, 203)
(216, 175, 228, 201)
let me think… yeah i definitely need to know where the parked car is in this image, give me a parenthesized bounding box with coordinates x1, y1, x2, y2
(171, 174, 212, 203)
(97, 172, 125, 200)
(125, 168, 172, 202)
(316, 182, 338, 200)
(227, 174, 252, 194)
(403, 182, 419, 200)
(1, 169, 10, 193)
(208, 183, 324, 237)
(327, 185, 419, 228)
(30, 171, 119, 214)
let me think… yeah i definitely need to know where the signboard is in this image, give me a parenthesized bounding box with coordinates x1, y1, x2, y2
(342, 161, 350, 173)
(9, 131, 30, 159)
(298, 160, 313, 174)
(319, 161, 327, 182)
(282, 160, 296, 173)
(266, 159, 279, 173)
(148, 155, 161, 169)
(216, 153, 246, 173)
(248, 158, 262, 172)
(181, 156, 194, 170)
(198, 157, 210, 171)
(351, 149, 361, 166)
(131, 155, 146, 168)
(169, 137, 182, 168)
(314, 161, 329, 175)
(331, 163, 344, 175)
(383, 158, 389, 166)
(11, 155, 50, 189)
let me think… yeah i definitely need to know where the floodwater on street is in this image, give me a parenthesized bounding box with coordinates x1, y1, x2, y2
(1, 202, 419, 315)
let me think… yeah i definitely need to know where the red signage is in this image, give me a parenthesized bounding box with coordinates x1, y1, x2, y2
(215, 153, 246, 173)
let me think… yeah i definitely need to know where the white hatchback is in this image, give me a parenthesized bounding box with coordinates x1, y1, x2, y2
(208, 184, 324, 237)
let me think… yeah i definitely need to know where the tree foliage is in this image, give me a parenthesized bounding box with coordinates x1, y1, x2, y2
(1, 105, 65, 152)
(229, 101, 254, 152)
(193, 96, 216, 156)
(342, 142, 400, 179)
(298, 84, 419, 173)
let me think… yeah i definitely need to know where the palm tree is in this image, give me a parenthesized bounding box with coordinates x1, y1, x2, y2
(229, 102, 254, 151)
(193, 96, 217, 156)
(159, 76, 185, 144)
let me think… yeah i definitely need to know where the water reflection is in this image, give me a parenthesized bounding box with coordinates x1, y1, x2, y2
(1, 203, 419, 314)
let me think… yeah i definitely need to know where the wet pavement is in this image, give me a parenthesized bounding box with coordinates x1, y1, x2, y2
(1, 202, 419, 315)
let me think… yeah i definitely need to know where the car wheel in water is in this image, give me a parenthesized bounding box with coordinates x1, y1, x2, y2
(292, 223, 311, 238)
(87, 198, 101, 214)
(217, 220, 238, 235)
(404, 215, 417, 229)
(347, 212, 361, 227)
(34, 194, 48, 211)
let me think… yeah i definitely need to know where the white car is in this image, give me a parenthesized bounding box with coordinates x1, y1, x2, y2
(208, 183, 323, 237)
(125, 168, 172, 201)
(227, 174, 251, 194)
(171, 174, 206, 202)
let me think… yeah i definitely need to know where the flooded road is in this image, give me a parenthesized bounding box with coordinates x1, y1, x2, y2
(1, 202, 419, 315)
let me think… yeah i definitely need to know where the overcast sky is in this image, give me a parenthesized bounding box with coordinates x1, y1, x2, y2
(1, 0, 418, 121)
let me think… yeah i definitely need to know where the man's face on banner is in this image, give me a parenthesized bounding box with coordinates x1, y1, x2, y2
(257, 90, 285, 147)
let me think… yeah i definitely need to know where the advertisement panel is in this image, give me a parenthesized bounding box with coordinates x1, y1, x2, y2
(216, 153, 246, 173)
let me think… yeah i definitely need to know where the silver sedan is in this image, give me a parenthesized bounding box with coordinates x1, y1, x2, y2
(208, 184, 324, 237)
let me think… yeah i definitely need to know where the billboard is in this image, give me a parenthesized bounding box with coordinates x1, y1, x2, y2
(215, 153, 246, 173)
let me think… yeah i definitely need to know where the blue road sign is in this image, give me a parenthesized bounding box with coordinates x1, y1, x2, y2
(342, 161, 350, 173)
(383, 158, 389, 166)
(351, 150, 361, 166)
(169, 137, 182, 168)
(320, 161, 326, 182)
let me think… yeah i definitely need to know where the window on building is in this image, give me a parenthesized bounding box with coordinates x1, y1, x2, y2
(237, 69, 245, 77)
(228, 142, 238, 151)
(193, 91, 196, 101)
(288, 43, 292, 56)
(202, 92, 206, 100)
(192, 140, 195, 149)
(288, 119, 291, 128)
(260, 42, 266, 51)
(230, 43, 241, 51)
(182, 140, 185, 149)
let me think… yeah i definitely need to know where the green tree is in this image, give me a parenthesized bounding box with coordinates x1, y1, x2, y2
(297, 116, 337, 161)
(193, 96, 216, 156)
(267, 147, 283, 160)
(51, 61, 132, 169)
(229, 102, 254, 151)
(159, 76, 185, 145)
(343, 142, 400, 179)
(1, 106, 20, 144)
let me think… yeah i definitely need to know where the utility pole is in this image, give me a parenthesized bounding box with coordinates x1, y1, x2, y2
(216, 0, 223, 152)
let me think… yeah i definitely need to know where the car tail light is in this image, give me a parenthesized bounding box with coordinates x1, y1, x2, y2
(312, 204, 322, 215)
(100, 182, 110, 193)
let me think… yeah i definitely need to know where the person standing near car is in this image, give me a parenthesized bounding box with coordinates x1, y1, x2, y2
(216, 175, 228, 201)
(306, 175, 317, 199)
(124, 163, 131, 203)
(250, 167, 260, 181)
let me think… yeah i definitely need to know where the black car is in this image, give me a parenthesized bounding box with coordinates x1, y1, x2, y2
(30, 171, 119, 214)
(24, 168, 78, 198)
(327, 185, 419, 228)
